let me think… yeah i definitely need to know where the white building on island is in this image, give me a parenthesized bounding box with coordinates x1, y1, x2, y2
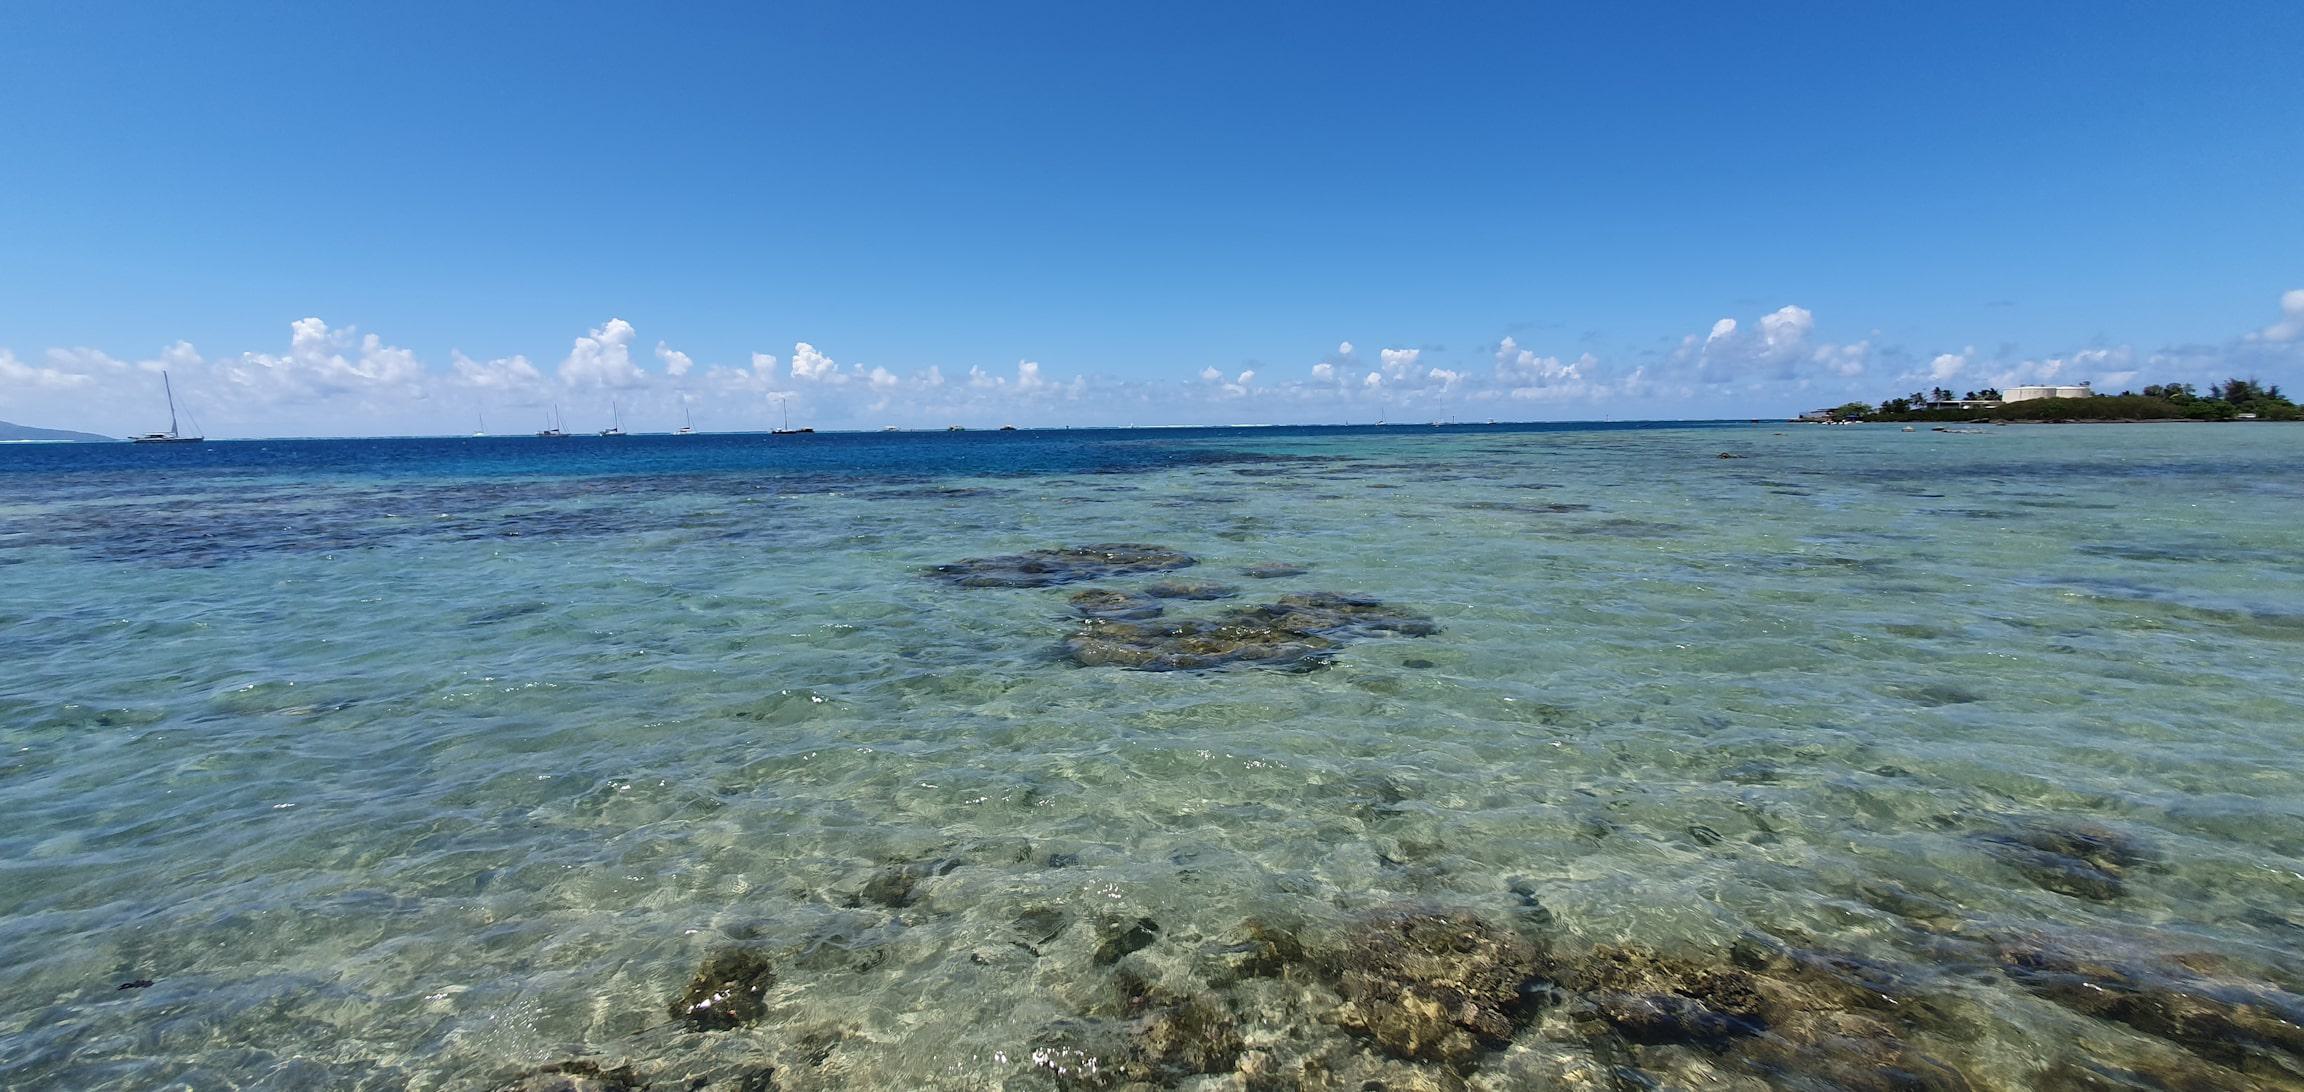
(2001, 383, 2093, 402)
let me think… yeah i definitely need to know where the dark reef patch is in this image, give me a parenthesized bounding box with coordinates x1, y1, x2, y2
(1066, 588, 1164, 620)
(1240, 562, 1309, 579)
(668, 948, 777, 1031)
(1064, 592, 1437, 672)
(1142, 579, 1238, 600)
(494, 1059, 654, 1092)
(928, 543, 1197, 588)
(1323, 909, 1541, 1067)
(1974, 817, 2152, 901)
(1998, 939, 2304, 1076)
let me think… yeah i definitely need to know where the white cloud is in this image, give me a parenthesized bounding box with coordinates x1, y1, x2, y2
(223, 317, 428, 400)
(1310, 362, 1335, 381)
(0, 347, 95, 389)
(1337, 341, 1355, 357)
(1363, 371, 1383, 388)
(866, 365, 899, 390)
(1927, 349, 1971, 381)
(1199, 366, 1223, 382)
(559, 318, 643, 388)
(1813, 340, 1869, 377)
(1379, 348, 1421, 377)
(1705, 318, 1737, 344)
(1016, 359, 1048, 391)
(655, 341, 694, 377)
(451, 350, 544, 391)
(1759, 305, 1814, 353)
(1235, 369, 1255, 385)
(2253, 288, 2304, 343)
(790, 342, 838, 381)
(1494, 337, 1586, 384)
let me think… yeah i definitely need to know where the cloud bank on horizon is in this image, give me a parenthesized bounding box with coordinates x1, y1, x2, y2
(4, 291, 2300, 438)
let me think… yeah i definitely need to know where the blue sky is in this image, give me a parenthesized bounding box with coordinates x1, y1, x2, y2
(3, 2, 2300, 434)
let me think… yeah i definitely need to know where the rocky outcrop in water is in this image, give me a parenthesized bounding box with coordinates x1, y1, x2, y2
(928, 544, 1197, 588)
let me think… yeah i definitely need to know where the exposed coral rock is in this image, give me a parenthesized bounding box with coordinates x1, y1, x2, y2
(668, 948, 777, 1031)
(929, 543, 1196, 588)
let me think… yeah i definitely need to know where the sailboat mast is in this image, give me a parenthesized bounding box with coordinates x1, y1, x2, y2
(164, 371, 180, 437)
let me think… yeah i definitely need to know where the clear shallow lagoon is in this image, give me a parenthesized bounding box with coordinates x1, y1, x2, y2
(4, 423, 2303, 1090)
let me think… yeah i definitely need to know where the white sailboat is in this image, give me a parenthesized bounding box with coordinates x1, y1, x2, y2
(676, 404, 695, 435)
(538, 404, 569, 437)
(599, 401, 627, 437)
(130, 371, 204, 443)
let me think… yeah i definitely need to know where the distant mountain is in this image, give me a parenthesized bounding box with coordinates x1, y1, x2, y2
(0, 419, 119, 443)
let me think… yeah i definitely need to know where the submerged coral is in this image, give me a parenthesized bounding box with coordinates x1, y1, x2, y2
(1324, 909, 1542, 1067)
(494, 1060, 652, 1092)
(1065, 592, 1439, 672)
(1064, 616, 1341, 672)
(668, 949, 777, 1031)
(928, 543, 1197, 588)
(1998, 939, 2304, 1078)
(1975, 817, 2153, 901)
(1142, 579, 1239, 600)
(1241, 562, 1310, 579)
(1066, 588, 1164, 620)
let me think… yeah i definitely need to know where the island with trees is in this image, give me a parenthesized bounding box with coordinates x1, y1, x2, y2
(1810, 378, 2298, 424)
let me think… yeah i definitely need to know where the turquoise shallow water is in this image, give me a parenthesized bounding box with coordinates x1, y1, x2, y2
(3, 423, 2303, 1089)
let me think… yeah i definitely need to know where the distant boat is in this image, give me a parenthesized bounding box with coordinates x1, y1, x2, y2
(946, 425, 966, 432)
(771, 398, 813, 435)
(130, 371, 204, 443)
(999, 424, 1017, 431)
(538, 404, 569, 438)
(676, 405, 695, 435)
(599, 401, 626, 437)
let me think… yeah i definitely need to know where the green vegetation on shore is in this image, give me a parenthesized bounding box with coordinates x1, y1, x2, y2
(1823, 378, 2298, 423)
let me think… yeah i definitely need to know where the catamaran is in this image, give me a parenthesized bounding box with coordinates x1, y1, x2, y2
(130, 371, 204, 443)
